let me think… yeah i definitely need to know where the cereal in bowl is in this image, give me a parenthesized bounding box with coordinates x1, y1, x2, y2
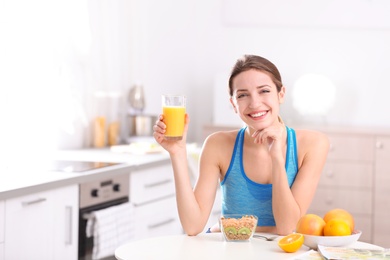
(220, 215, 257, 241)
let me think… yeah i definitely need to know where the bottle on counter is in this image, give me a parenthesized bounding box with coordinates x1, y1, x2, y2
(93, 116, 106, 148)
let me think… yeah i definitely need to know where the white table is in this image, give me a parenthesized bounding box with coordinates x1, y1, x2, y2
(115, 233, 383, 260)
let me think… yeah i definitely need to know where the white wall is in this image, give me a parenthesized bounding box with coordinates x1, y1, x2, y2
(3, 0, 389, 152)
(132, 0, 390, 142)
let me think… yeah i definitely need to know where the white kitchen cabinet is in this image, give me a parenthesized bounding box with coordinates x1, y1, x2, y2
(53, 185, 78, 260)
(5, 189, 53, 259)
(133, 196, 182, 239)
(130, 164, 175, 205)
(130, 163, 182, 240)
(373, 136, 390, 248)
(309, 133, 374, 242)
(4, 185, 78, 260)
(0, 200, 4, 260)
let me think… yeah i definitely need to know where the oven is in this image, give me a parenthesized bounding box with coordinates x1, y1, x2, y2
(48, 160, 131, 260)
(78, 171, 130, 260)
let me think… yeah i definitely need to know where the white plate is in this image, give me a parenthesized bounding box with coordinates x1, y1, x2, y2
(303, 230, 362, 249)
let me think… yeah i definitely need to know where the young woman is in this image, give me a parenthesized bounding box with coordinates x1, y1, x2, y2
(153, 54, 329, 236)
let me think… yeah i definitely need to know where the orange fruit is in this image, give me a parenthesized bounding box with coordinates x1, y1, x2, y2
(296, 214, 326, 236)
(323, 208, 354, 233)
(323, 218, 351, 236)
(278, 233, 304, 253)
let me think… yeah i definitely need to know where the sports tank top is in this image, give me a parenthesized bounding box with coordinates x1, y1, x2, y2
(220, 126, 298, 226)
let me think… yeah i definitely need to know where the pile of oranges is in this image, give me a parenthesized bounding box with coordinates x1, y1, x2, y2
(278, 208, 355, 253)
(296, 208, 355, 237)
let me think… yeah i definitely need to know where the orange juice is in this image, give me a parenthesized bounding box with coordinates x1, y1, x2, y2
(163, 106, 185, 140)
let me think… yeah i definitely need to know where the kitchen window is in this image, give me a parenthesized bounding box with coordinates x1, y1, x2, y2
(1, 0, 133, 164)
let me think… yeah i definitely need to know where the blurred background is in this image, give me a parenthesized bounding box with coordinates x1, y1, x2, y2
(1, 0, 390, 158)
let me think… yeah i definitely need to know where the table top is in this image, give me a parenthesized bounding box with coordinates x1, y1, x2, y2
(115, 233, 383, 260)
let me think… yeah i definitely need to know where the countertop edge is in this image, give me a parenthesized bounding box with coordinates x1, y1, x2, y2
(0, 155, 172, 201)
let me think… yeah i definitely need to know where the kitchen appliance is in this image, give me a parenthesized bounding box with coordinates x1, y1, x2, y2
(127, 114, 157, 138)
(128, 84, 145, 114)
(49, 160, 119, 173)
(126, 83, 158, 139)
(78, 170, 130, 260)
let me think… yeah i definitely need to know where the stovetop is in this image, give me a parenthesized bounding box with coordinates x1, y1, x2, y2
(49, 160, 120, 173)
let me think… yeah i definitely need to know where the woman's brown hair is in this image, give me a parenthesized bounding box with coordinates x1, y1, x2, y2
(228, 55, 283, 97)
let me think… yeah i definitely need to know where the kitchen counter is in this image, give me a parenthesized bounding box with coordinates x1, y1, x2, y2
(0, 148, 171, 200)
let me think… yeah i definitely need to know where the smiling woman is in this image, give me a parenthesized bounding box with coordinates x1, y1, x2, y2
(153, 54, 330, 237)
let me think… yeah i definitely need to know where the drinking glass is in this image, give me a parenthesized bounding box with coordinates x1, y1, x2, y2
(162, 94, 186, 140)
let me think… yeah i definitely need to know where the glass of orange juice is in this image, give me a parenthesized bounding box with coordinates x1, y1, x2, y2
(162, 94, 186, 140)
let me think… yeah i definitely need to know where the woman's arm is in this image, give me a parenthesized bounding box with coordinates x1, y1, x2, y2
(254, 126, 329, 235)
(275, 130, 329, 235)
(153, 114, 220, 235)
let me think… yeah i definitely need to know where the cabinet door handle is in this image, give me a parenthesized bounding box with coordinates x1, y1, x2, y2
(325, 197, 333, 205)
(144, 179, 172, 188)
(376, 141, 383, 149)
(22, 198, 47, 206)
(148, 218, 175, 229)
(326, 170, 334, 178)
(65, 206, 72, 245)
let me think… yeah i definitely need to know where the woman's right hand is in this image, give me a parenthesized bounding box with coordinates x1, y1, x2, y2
(153, 113, 189, 154)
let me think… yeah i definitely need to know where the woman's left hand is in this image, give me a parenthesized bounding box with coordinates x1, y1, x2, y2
(252, 119, 286, 157)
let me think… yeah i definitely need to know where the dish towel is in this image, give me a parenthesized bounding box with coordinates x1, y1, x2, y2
(86, 202, 135, 260)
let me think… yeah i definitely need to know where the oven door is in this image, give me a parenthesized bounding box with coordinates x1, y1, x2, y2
(78, 197, 129, 260)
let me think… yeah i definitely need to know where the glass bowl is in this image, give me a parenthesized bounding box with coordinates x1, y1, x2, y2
(220, 214, 258, 242)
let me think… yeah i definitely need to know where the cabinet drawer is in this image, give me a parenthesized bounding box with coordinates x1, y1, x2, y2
(134, 196, 182, 239)
(375, 138, 390, 199)
(374, 171, 390, 206)
(0, 201, 4, 243)
(351, 215, 371, 243)
(310, 187, 372, 215)
(374, 136, 390, 248)
(327, 134, 374, 162)
(373, 213, 390, 248)
(320, 162, 373, 188)
(375, 136, 390, 161)
(5, 189, 54, 260)
(130, 164, 175, 205)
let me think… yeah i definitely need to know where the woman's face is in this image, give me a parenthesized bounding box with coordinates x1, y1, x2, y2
(230, 69, 285, 131)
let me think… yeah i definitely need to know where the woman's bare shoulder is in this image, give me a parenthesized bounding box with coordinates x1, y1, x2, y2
(294, 128, 330, 153)
(203, 129, 240, 151)
(200, 129, 240, 173)
(205, 129, 239, 141)
(294, 128, 330, 168)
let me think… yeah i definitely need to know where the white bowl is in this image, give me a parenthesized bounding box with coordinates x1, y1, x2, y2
(303, 230, 362, 249)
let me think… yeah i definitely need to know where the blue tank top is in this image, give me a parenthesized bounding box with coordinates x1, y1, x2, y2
(220, 126, 298, 226)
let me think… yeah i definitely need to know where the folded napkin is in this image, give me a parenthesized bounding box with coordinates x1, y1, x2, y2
(86, 202, 135, 260)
